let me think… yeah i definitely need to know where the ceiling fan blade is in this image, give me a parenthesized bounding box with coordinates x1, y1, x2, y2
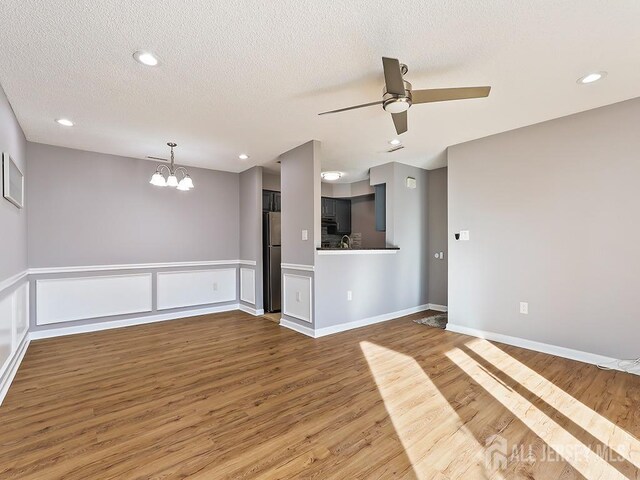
(392, 111, 407, 135)
(412, 86, 491, 104)
(382, 57, 406, 95)
(318, 101, 383, 115)
(146, 156, 169, 161)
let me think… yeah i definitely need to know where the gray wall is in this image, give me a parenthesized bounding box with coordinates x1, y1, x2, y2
(315, 162, 429, 329)
(448, 97, 640, 359)
(0, 85, 27, 282)
(279, 140, 321, 266)
(350, 195, 386, 248)
(27, 143, 240, 267)
(262, 172, 280, 192)
(279, 140, 320, 328)
(428, 167, 448, 306)
(239, 166, 263, 310)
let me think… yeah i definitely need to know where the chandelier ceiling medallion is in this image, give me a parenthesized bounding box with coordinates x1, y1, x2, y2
(149, 142, 194, 191)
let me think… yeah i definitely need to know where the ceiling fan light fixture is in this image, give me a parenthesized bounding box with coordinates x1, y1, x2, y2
(321, 171, 343, 181)
(577, 71, 607, 84)
(383, 98, 411, 114)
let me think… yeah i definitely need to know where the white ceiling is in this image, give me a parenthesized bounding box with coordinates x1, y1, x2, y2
(1, 1, 640, 181)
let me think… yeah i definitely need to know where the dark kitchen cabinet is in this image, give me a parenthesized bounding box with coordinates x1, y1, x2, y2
(335, 199, 351, 234)
(263, 190, 281, 212)
(321, 197, 336, 218)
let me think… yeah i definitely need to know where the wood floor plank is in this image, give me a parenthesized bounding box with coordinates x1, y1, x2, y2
(0, 310, 638, 479)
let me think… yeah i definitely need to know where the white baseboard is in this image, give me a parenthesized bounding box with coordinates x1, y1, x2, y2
(0, 333, 30, 406)
(315, 304, 431, 337)
(30, 304, 240, 340)
(280, 319, 316, 338)
(280, 304, 431, 339)
(239, 304, 264, 316)
(446, 323, 639, 375)
(428, 303, 448, 312)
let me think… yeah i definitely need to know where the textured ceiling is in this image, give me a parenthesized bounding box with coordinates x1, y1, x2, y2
(1, 1, 639, 181)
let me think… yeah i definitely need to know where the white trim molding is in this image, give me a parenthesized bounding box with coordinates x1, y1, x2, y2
(0, 332, 30, 406)
(238, 260, 257, 266)
(30, 304, 240, 340)
(280, 319, 316, 338)
(316, 249, 398, 256)
(29, 260, 245, 275)
(0, 270, 28, 294)
(280, 304, 431, 339)
(315, 304, 430, 337)
(238, 304, 264, 316)
(280, 263, 314, 272)
(446, 323, 639, 375)
(428, 303, 448, 312)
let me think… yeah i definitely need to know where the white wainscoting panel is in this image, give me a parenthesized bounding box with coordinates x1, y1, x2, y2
(240, 268, 256, 305)
(14, 283, 29, 342)
(0, 278, 30, 406)
(283, 273, 312, 323)
(36, 274, 153, 325)
(157, 269, 236, 310)
(0, 293, 12, 374)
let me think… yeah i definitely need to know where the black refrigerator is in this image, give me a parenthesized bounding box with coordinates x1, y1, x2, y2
(263, 212, 281, 312)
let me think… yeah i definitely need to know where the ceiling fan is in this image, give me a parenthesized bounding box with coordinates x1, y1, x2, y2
(319, 57, 491, 135)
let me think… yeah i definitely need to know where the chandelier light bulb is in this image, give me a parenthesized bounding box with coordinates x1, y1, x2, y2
(150, 172, 167, 186)
(166, 174, 179, 187)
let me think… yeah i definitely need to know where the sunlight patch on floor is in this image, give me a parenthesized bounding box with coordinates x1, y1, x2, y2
(447, 346, 629, 480)
(360, 341, 505, 479)
(465, 339, 640, 469)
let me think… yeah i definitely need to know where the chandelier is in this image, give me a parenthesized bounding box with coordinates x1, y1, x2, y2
(149, 142, 194, 191)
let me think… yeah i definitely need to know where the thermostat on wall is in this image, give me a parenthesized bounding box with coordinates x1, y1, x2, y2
(406, 177, 416, 189)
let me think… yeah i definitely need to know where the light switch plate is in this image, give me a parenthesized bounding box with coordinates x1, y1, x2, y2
(406, 177, 416, 189)
(460, 230, 470, 241)
(302, 230, 308, 241)
(520, 302, 529, 314)
(347, 290, 352, 301)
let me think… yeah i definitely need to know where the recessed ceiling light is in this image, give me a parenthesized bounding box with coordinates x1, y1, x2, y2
(133, 50, 160, 67)
(56, 118, 74, 127)
(389, 139, 401, 146)
(577, 71, 607, 84)
(321, 171, 343, 181)
(239, 154, 249, 160)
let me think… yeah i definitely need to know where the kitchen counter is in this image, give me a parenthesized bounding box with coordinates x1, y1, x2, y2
(316, 247, 399, 255)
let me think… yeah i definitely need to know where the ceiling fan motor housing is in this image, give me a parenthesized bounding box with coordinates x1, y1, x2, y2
(383, 79, 412, 113)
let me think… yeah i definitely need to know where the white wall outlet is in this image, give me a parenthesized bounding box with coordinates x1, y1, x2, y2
(460, 230, 470, 241)
(520, 302, 528, 314)
(439, 252, 444, 259)
(213, 282, 218, 291)
(347, 290, 352, 301)
(301, 229, 308, 241)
